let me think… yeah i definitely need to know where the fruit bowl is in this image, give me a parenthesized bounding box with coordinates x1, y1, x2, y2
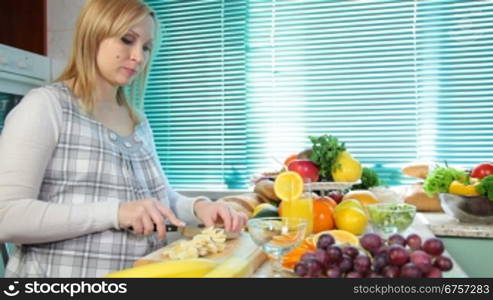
(366, 203, 416, 237)
(439, 193, 493, 224)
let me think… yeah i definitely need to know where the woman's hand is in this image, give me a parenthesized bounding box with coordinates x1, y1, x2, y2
(118, 198, 185, 240)
(193, 200, 248, 232)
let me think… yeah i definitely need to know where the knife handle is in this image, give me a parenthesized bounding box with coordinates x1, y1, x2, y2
(165, 224, 206, 231)
(127, 224, 173, 232)
(165, 224, 178, 232)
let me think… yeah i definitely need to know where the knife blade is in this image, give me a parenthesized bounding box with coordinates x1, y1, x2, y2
(165, 224, 240, 239)
(126, 224, 240, 239)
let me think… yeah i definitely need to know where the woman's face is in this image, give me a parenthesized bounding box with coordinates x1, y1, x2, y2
(96, 15, 154, 87)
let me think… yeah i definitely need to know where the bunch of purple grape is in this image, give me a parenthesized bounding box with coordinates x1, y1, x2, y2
(293, 232, 453, 278)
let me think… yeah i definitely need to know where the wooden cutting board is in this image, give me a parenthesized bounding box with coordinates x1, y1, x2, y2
(133, 231, 267, 276)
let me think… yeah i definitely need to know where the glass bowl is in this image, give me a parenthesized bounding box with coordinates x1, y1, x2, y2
(367, 203, 416, 237)
(439, 193, 493, 224)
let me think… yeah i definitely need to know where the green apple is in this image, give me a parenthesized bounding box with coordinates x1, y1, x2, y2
(334, 198, 364, 213)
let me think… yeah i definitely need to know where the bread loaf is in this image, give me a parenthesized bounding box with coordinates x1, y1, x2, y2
(220, 193, 260, 211)
(253, 179, 280, 203)
(217, 200, 252, 218)
(402, 163, 430, 179)
(216, 193, 264, 218)
(404, 183, 442, 212)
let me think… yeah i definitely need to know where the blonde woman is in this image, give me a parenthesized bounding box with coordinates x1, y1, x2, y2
(0, 0, 247, 277)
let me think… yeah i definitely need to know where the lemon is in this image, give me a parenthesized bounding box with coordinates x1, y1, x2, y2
(273, 171, 304, 202)
(343, 190, 379, 206)
(331, 151, 363, 182)
(334, 206, 368, 235)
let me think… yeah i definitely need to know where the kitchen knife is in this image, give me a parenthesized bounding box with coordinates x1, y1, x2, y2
(126, 224, 240, 239)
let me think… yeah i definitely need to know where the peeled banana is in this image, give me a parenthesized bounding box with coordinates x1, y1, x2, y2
(203, 257, 251, 278)
(162, 227, 227, 260)
(104, 258, 217, 278)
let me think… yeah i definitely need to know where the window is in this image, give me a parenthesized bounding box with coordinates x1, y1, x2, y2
(416, 2, 493, 167)
(145, 0, 247, 189)
(145, 1, 493, 189)
(246, 1, 418, 185)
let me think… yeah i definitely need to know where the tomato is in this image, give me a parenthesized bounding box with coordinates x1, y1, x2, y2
(470, 163, 493, 179)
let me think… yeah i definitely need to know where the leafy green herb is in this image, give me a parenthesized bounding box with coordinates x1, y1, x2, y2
(477, 175, 493, 201)
(352, 167, 380, 190)
(423, 167, 467, 196)
(309, 134, 346, 181)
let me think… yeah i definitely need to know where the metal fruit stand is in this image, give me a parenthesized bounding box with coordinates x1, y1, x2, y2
(304, 180, 361, 196)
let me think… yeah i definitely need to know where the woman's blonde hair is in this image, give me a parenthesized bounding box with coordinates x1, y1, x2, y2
(57, 0, 157, 125)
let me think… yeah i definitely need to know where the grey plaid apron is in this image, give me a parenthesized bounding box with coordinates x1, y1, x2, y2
(6, 82, 169, 277)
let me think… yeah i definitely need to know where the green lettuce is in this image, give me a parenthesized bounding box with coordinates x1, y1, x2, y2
(423, 167, 467, 196)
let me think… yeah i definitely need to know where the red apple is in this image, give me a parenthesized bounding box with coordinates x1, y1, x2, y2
(287, 159, 320, 183)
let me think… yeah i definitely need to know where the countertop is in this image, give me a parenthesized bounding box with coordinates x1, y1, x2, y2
(421, 212, 493, 239)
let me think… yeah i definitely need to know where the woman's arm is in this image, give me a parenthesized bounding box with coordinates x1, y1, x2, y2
(163, 174, 210, 226)
(0, 88, 119, 244)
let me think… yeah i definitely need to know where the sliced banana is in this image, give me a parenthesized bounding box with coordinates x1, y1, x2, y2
(161, 227, 228, 260)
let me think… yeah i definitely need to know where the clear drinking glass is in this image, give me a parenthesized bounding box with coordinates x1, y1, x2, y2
(279, 181, 314, 235)
(247, 217, 307, 277)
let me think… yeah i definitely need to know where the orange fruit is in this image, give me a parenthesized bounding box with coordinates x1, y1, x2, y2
(281, 237, 316, 269)
(278, 197, 335, 233)
(273, 171, 304, 202)
(312, 198, 335, 233)
(343, 190, 379, 206)
(318, 196, 337, 209)
(333, 206, 368, 235)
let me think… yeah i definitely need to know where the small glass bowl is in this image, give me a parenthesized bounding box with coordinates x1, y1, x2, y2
(439, 193, 493, 224)
(367, 203, 416, 237)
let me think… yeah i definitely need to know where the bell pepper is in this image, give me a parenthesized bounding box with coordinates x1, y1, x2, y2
(448, 180, 480, 196)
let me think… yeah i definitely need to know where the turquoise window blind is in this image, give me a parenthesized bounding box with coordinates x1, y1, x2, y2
(145, 1, 493, 189)
(246, 1, 417, 184)
(145, 0, 248, 189)
(416, 2, 493, 168)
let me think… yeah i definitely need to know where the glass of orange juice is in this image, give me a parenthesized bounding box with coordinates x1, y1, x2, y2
(274, 171, 314, 236)
(279, 187, 314, 236)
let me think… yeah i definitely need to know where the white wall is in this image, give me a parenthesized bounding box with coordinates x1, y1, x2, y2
(47, 0, 86, 80)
